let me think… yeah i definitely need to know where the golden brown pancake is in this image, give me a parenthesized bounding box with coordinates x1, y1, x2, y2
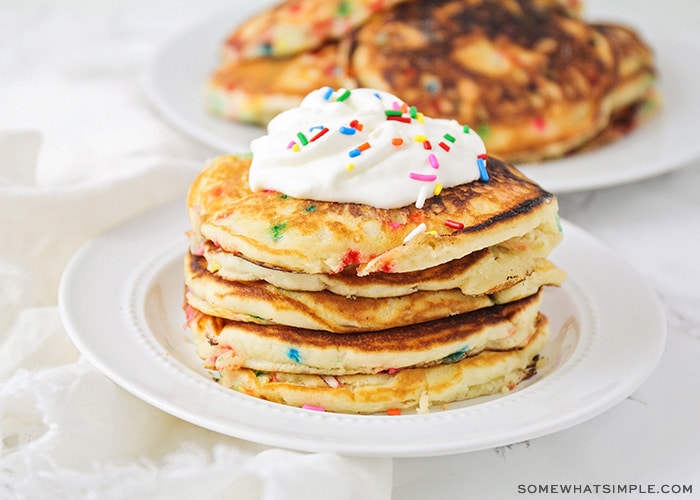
(344, 0, 657, 162)
(184, 251, 564, 332)
(188, 155, 561, 276)
(207, 0, 657, 163)
(221, 0, 410, 61)
(187, 289, 544, 375)
(207, 43, 348, 125)
(204, 313, 549, 414)
(195, 230, 562, 298)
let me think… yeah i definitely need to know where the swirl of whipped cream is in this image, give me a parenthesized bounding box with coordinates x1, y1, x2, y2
(249, 88, 487, 209)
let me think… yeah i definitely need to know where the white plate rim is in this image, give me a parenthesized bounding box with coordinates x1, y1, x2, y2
(58, 200, 666, 457)
(143, 8, 700, 194)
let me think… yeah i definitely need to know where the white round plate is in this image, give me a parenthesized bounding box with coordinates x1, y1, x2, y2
(59, 200, 666, 457)
(144, 7, 700, 194)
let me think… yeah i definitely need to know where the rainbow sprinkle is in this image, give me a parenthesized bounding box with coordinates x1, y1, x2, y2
(287, 347, 301, 363)
(336, 89, 351, 102)
(339, 126, 356, 135)
(309, 127, 329, 142)
(403, 223, 427, 244)
(302, 404, 326, 412)
(428, 154, 439, 169)
(409, 172, 437, 182)
(477, 154, 489, 181)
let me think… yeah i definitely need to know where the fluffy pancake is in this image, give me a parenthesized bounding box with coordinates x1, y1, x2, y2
(344, 0, 656, 162)
(205, 312, 549, 414)
(208, 0, 656, 163)
(207, 43, 347, 125)
(221, 0, 409, 61)
(188, 155, 561, 276)
(185, 251, 564, 332)
(195, 227, 561, 297)
(188, 289, 543, 375)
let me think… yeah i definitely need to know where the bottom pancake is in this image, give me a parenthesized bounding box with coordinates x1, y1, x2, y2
(205, 314, 548, 415)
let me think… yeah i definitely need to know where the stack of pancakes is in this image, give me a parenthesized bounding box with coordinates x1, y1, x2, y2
(184, 154, 565, 414)
(207, 0, 658, 163)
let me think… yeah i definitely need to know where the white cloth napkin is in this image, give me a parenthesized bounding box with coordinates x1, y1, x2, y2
(0, 2, 392, 498)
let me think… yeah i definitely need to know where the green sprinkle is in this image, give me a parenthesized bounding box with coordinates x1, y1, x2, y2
(337, 0, 351, 16)
(385, 109, 402, 116)
(270, 222, 287, 241)
(280, 194, 289, 199)
(443, 133, 456, 143)
(410, 106, 417, 118)
(477, 123, 490, 137)
(463, 125, 471, 134)
(336, 89, 351, 102)
(297, 132, 309, 146)
(305, 205, 317, 212)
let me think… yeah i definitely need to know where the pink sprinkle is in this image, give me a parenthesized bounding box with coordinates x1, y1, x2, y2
(302, 404, 326, 412)
(428, 154, 439, 169)
(409, 172, 437, 182)
(388, 221, 403, 229)
(392, 101, 400, 111)
(286, 140, 296, 149)
(534, 116, 546, 131)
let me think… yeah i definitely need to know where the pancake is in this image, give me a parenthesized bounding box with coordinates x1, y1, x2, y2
(344, 0, 657, 163)
(207, 43, 347, 125)
(208, 0, 655, 162)
(188, 288, 543, 375)
(185, 251, 564, 332)
(189, 155, 561, 276)
(204, 312, 549, 414)
(221, 0, 410, 61)
(193, 203, 561, 297)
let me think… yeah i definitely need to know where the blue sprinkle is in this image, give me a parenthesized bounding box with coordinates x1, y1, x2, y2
(287, 348, 301, 363)
(477, 157, 489, 181)
(261, 42, 273, 56)
(348, 148, 361, 158)
(443, 346, 470, 363)
(322, 87, 334, 100)
(339, 126, 356, 135)
(309, 124, 324, 132)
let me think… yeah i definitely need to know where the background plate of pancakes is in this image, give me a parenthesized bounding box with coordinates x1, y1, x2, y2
(59, 199, 666, 457)
(144, 1, 700, 194)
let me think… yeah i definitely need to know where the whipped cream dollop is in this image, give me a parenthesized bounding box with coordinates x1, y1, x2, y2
(249, 87, 487, 209)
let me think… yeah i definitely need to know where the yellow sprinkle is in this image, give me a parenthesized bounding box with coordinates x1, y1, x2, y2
(347, 163, 355, 170)
(413, 134, 427, 142)
(291, 143, 301, 152)
(208, 260, 221, 272)
(425, 230, 438, 236)
(433, 183, 443, 195)
(416, 113, 425, 123)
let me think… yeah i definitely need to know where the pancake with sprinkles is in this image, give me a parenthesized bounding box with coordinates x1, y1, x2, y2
(184, 87, 565, 414)
(207, 0, 658, 163)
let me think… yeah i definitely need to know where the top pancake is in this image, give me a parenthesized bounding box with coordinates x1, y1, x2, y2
(188, 154, 560, 275)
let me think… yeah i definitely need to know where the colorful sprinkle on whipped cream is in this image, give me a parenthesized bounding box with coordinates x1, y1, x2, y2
(249, 87, 487, 209)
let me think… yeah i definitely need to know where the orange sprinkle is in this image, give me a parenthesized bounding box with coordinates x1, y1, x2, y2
(392, 137, 404, 146)
(409, 211, 423, 223)
(358, 142, 371, 151)
(387, 408, 402, 416)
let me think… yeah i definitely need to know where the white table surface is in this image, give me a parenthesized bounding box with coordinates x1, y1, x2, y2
(1, 1, 698, 498)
